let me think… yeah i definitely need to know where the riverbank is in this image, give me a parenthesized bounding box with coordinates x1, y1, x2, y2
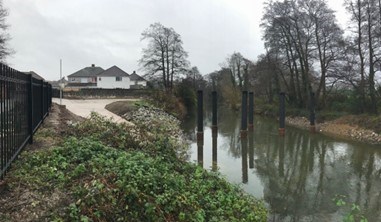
(256, 102, 381, 145)
(0, 103, 267, 221)
(286, 116, 381, 145)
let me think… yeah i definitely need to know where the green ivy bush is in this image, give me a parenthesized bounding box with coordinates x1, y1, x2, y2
(11, 113, 267, 221)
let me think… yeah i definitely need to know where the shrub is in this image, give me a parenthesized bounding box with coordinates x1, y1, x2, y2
(148, 90, 187, 119)
(175, 81, 197, 114)
(14, 136, 267, 221)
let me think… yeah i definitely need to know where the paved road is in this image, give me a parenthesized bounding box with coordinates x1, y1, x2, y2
(52, 98, 134, 123)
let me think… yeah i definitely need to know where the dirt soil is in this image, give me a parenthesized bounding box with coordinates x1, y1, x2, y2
(286, 116, 381, 145)
(0, 103, 84, 222)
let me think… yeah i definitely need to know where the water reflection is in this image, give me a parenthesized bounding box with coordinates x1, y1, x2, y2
(197, 141, 203, 167)
(212, 127, 218, 171)
(185, 108, 381, 221)
(249, 128, 254, 169)
(241, 136, 248, 184)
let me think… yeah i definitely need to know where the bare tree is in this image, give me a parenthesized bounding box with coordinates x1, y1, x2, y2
(185, 66, 204, 90)
(365, 0, 378, 113)
(0, 1, 12, 62)
(261, 0, 344, 109)
(308, 0, 344, 108)
(223, 52, 254, 91)
(345, 0, 367, 112)
(139, 23, 189, 90)
(345, 0, 380, 114)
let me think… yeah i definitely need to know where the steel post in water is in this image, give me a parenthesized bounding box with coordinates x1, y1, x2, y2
(278, 137, 285, 177)
(212, 129, 218, 171)
(309, 92, 316, 133)
(212, 91, 217, 129)
(197, 90, 203, 145)
(211, 91, 218, 170)
(248, 128, 254, 169)
(241, 91, 248, 138)
(197, 143, 203, 167)
(248, 92, 254, 129)
(279, 92, 286, 136)
(241, 137, 248, 184)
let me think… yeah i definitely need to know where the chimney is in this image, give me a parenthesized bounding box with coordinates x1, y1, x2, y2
(133, 71, 136, 74)
(91, 64, 95, 67)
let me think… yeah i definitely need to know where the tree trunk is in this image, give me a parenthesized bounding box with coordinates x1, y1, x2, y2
(367, 1, 377, 114)
(236, 61, 243, 90)
(268, 77, 273, 104)
(357, 0, 366, 113)
(285, 43, 297, 105)
(166, 44, 170, 90)
(170, 49, 174, 89)
(161, 49, 166, 88)
(315, 19, 326, 109)
(293, 57, 303, 108)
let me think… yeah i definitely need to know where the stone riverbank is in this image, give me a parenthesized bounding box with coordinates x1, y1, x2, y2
(286, 116, 381, 145)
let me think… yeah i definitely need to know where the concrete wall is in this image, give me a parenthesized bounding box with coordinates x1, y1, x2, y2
(53, 88, 149, 99)
(97, 76, 130, 89)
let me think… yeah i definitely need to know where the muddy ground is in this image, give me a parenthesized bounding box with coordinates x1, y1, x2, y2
(0, 103, 83, 222)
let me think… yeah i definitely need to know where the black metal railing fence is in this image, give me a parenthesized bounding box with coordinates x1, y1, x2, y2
(0, 63, 52, 179)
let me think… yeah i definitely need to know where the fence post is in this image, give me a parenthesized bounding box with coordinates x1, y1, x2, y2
(28, 74, 33, 144)
(241, 91, 248, 138)
(309, 92, 315, 133)
(0, 64, 4, 178)
(40, 80, 44, 122)
(248, 92, 254, 129)
(46, 83, 49, 116)
(279, 92, 286, 136)
(50, 85, 52, 109)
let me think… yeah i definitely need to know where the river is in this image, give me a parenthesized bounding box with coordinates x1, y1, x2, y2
(182, 108, 381, 221)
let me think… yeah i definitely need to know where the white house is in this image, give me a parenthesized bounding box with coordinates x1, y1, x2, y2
(66, 64, 147, 89)
(67, 64, 104, 85)
(97, 66, 131, 89)
(129, 71, 147, 88)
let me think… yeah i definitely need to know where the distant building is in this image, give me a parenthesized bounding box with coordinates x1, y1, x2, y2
(49, 77, 68, 89)
(65, 64, 147, 89)
(97, 66, 131, 89)
(129, 71, 147, 89)
(67, 64, 104, 88)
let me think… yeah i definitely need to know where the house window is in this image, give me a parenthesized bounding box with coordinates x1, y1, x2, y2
(116, 77, 122, 81)
(99, 77, 101, 81)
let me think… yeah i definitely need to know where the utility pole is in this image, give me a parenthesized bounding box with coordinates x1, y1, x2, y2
(60, 59, 62, 105)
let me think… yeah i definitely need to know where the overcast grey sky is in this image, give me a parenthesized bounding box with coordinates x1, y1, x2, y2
(4, 0, 347, 80)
